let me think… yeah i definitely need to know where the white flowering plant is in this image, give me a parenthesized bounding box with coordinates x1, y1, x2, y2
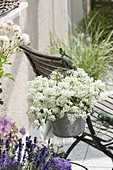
(0, 20, 30, 78)
(0, 20, 30, 104)
(27, 68, 106, 129)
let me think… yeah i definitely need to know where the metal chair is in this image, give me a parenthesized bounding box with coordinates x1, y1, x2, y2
(20, 45, 113, 164)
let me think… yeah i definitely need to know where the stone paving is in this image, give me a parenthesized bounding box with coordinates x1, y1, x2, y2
(46, 130, 113, 170)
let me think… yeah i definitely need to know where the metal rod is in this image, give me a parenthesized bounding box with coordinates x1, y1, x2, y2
(87, 116, 113, 158)
(64, 135, 84, 159)
(70, 161, 89, 170)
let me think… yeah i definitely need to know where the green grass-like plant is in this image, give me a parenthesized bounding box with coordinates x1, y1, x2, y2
(49, 31, 113, 81)
(49, 7, 113, 82)
(77, 7, 113, 42)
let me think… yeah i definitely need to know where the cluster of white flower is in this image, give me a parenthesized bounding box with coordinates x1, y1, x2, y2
(27, 68, 106, 128)
(0, 20, 30, 58)
(0, 20, 30, 80)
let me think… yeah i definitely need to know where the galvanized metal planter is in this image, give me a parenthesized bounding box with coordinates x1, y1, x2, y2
(0, 0, 20, 15)
(50, 115, 85, 138)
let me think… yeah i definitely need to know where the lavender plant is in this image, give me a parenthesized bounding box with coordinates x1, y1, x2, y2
(0, 136, 72, 170)
(0, 114, 26, 149)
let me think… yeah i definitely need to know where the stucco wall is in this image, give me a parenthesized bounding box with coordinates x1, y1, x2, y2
(24, 0, 68, 50)
(0, 0, 68, 139)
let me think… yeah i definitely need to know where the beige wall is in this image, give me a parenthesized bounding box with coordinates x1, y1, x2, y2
(0, 0, 68, 139)
(21, 0, 68, 50)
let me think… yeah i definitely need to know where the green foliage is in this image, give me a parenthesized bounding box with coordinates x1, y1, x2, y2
(77, 7, 113, 41)
(49, 31, 113, 81)
(0, 53, 14, 105)
(49, 33, 68, 54)
(49, 7, 113, 85)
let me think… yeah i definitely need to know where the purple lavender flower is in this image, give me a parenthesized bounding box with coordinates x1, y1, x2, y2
(0, 137, 3, 148)
(0, 136, 72, 170)
(17, 138, 24, 163)
(19, 127, 26, 135)
(5, 139, 10, 152)
(50, 157, 72, 170)
(0, 115, 14, 135)
(34, 137, 37, 144)
(0, 115, 26, 150)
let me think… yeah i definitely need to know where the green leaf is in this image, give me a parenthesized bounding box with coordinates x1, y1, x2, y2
(4, 73, 14, 81)
(7, 62, 12, 65)
(0, 70, 4, 78)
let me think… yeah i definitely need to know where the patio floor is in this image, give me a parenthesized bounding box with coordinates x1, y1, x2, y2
(46, 130, 113, 170)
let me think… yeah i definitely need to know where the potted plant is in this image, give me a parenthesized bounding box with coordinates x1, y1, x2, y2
(27, 68, 105, 137)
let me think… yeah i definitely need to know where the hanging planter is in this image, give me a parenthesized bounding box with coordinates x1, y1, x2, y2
(0, 0, 20, 15)
(50, 115, 85, 138)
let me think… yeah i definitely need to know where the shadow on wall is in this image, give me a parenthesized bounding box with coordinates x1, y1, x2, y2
(24, 0, 52, 138)
(24, 0, 39, 81)
(2, 53, 23, 111)
(26, 0, 39, 49)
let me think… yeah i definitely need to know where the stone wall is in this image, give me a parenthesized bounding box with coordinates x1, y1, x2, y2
(0, 0, 68, 139)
